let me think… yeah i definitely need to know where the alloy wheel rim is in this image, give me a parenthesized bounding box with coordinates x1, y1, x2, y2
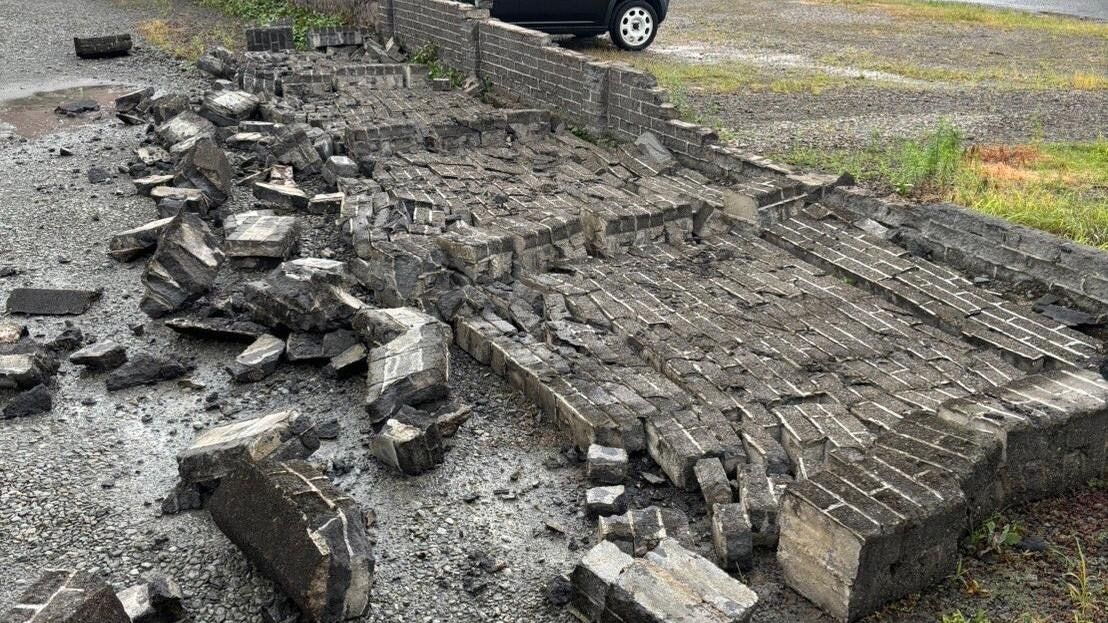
(620, 8, 654, 46)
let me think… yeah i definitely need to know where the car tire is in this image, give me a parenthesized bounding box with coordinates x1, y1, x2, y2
(609, 1, 659, 51)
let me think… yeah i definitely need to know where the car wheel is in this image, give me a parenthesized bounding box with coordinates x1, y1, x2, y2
(609, 1, 658, 51)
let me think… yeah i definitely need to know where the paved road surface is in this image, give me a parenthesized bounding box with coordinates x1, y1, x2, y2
(959, 0, 1108, 21)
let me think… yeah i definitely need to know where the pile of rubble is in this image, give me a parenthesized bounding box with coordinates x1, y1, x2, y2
(5, 18, 1107, 623)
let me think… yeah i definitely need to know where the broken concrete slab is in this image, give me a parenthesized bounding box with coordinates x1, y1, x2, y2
(140, 213, 225, 318)
(173, 137, 233, 206)
(105, 353, 190, 391)
(73, 34, 132, 59)
(0, 353, 53, 389)
(156, 111, 215, 146)
(133, 174, 175, 196)
(209, 459, 373, 622)
(253, 181, 309, 210)
(224, 211, 300, 259)
(2, 384, 52, 419)
(149, 93, 189, 125)
(199, 89, 259, 127)
(266, 127, 323, 174)
(70, 340, 127, 371)
(586, 485, 627, 517)
(286, 329, 358, 362)
(228, 334, 285, 383)
(570, 539, 758, 623)
(243, 259, 363, 332)
(5, 287, 102, 315)
(597, 506, 691, 557)
(1, 568, 129, 622)
(323, 343, 368, 379)
(115, 574, 185, 623)
(109, 216, 175, 262)
(372, 408, 445, 475)
(586, 444, 629, 485)
(711, 503, 753, 572)
(150, 186, 211, 218)
(309, 192, 345, 215)
(177, 409, 318, 485)
(355, 308, 451, 422)
(164, 316, 268, 343)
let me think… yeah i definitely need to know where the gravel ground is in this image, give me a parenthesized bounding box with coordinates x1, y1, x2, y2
(0, 2, 1102, 623)
(0, 1, 588, 621)
(570, 0, 1108, 153)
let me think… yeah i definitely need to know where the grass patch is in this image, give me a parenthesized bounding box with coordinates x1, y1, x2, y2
(782, 122, 1108, 248)
(411, 45, 466, 89)
(137, 18, 239, 60)
(588, 49, 852, 96)
(822, 0, 1108, 39)
(196, 0, 343, 48)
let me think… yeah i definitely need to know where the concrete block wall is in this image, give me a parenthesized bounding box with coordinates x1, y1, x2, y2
(824, 186, 1108, 313)
(392, 0, 482, 76)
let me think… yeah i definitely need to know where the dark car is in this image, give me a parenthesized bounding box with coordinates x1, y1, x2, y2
(492, 0, 669, 51)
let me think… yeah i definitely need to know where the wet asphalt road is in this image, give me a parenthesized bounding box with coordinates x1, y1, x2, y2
(960, 0, 1108, 20)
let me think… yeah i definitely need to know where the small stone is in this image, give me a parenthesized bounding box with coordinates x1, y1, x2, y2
(106, 353, 190, 391)
(2, 384, 52, 419)
(585, 485, 627, 517)
(70, 340, 128, 371)
(227, 334, 285, 383)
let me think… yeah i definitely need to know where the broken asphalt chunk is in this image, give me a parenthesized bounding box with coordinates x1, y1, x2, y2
(140, 213, 225, 318)
(5, 287, 102, 315)
(209, 459, 373, 622)
(105, 353, 190, 391)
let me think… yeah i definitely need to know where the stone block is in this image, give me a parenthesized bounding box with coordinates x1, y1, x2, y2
(199, 89, 259, 126)
(115, 574, 185, 623)
(156, 111, 214, 147)
(225, 211, 300, 259)
(597, 506, 690, 557)
(356, 308, 451, 422)
(209, 459, 373, 622)
(586, 485, 627, 517)
(73, 34, 132, 59)
(711, 503, 753, 571)
(243, 259, 363, 332)
(371, 408, 444, 475)
(586, 444, 629, 484)
(173, 137, 233, 206)
(695, 457, 732, 510)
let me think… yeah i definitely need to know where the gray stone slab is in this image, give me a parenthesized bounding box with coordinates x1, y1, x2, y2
(5, 287, 101, 315)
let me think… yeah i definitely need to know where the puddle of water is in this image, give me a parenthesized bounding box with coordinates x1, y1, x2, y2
(0, 84, 134, 139)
